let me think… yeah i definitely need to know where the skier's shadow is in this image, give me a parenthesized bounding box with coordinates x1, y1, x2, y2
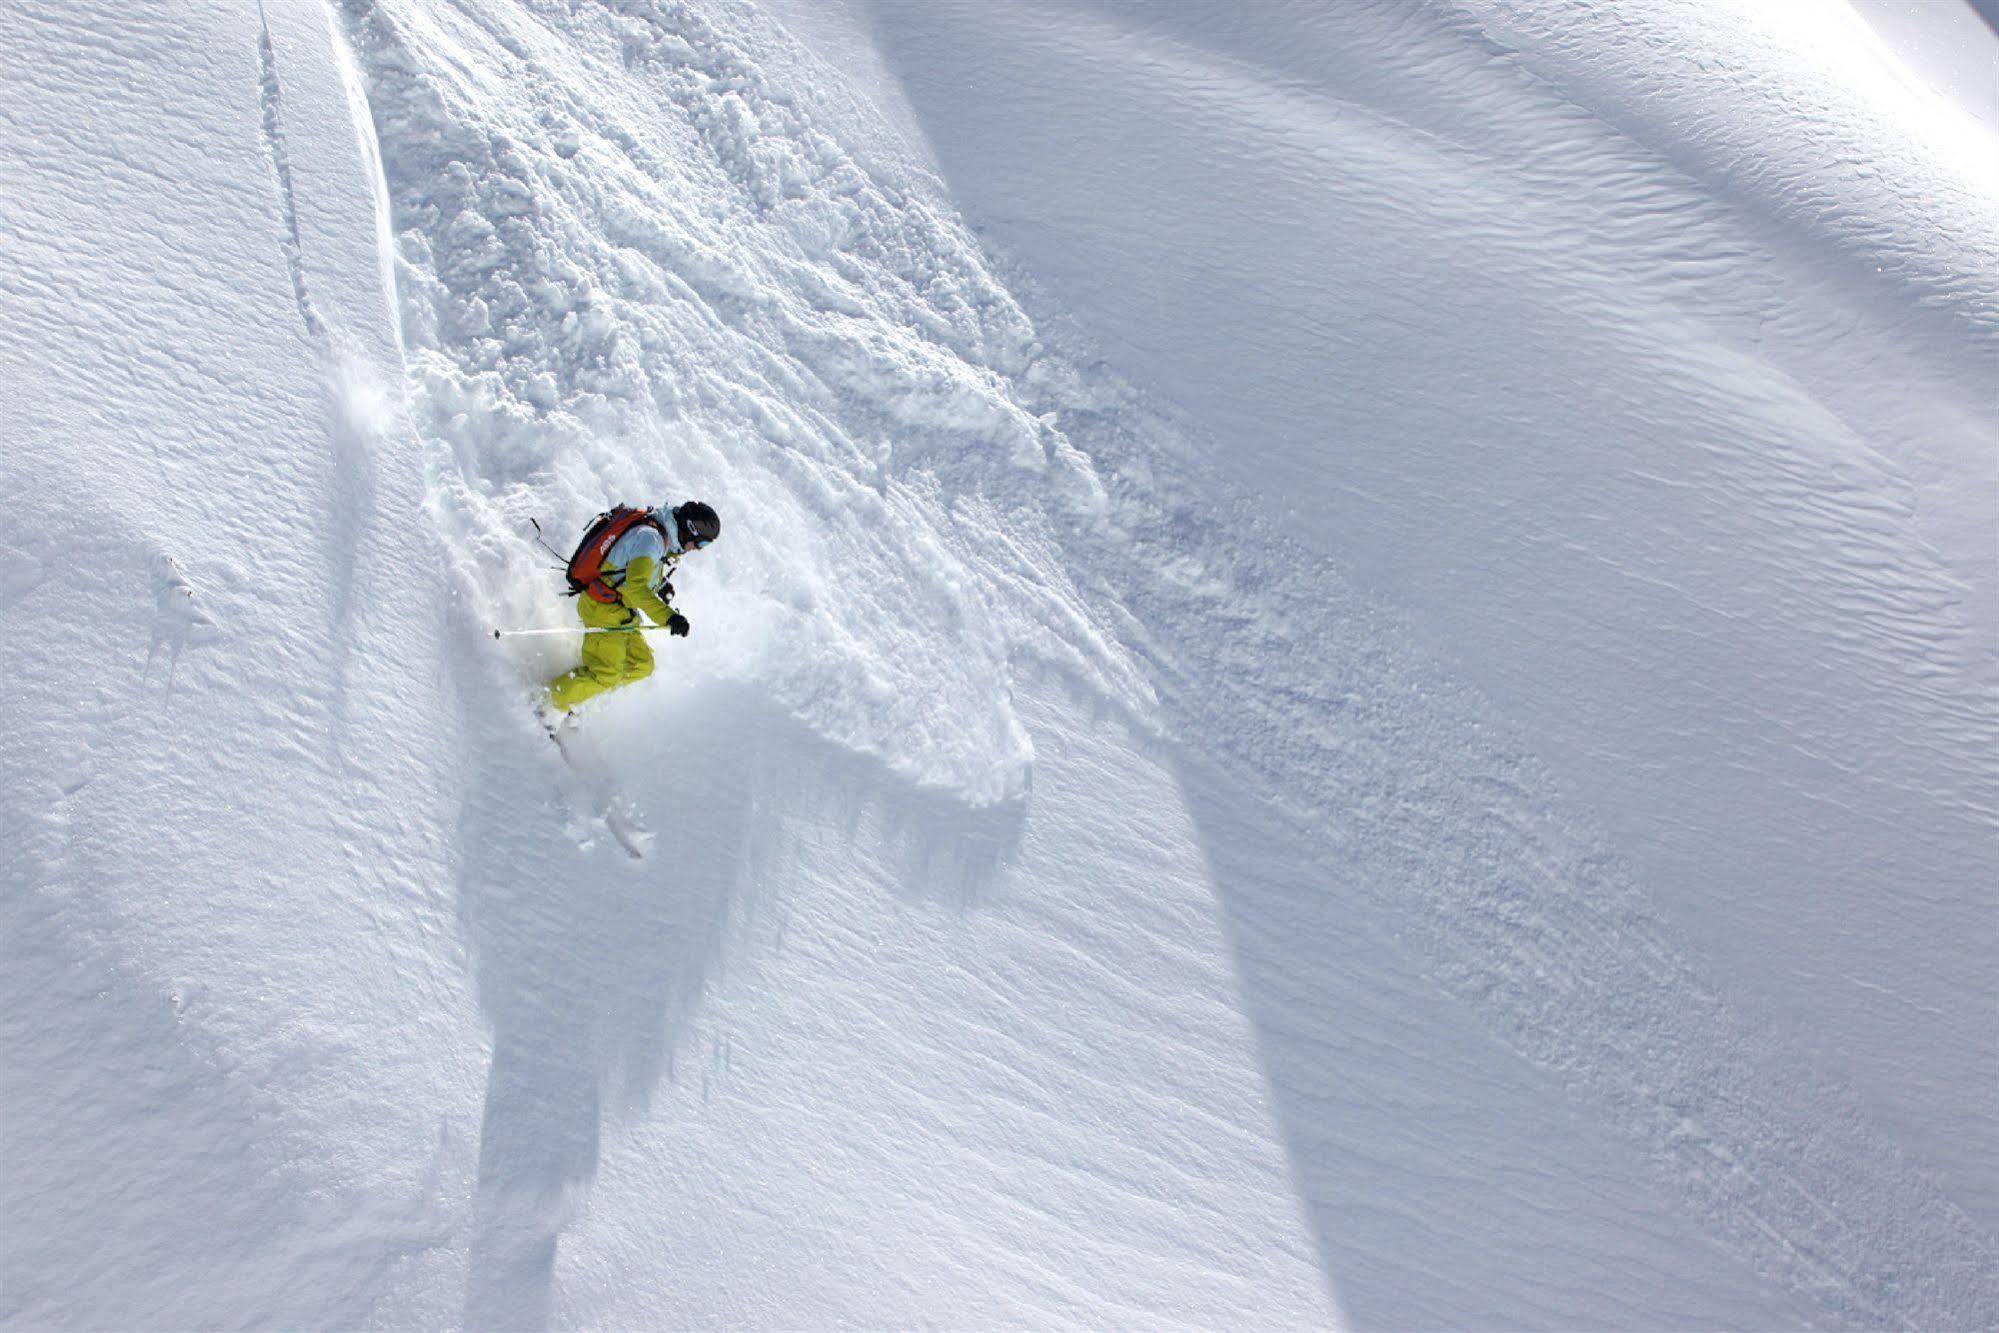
(455, 677, 1022, 1330)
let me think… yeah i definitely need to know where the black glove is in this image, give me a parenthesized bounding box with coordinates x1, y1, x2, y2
(667, 613, 690, 637)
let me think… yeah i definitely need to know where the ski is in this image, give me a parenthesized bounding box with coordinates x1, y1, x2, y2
(541, 713, 652, 861)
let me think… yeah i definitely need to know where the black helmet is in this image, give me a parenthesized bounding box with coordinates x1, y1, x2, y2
(674, 500, 720, 548)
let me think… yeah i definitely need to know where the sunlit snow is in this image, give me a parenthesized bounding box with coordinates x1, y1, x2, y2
(3, 1, 1994, 1328)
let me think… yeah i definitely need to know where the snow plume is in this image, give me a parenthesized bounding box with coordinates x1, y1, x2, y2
(338, 0, 1137, 807)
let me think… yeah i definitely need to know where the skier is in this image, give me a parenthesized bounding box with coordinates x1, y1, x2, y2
(542, 500, 720, 719)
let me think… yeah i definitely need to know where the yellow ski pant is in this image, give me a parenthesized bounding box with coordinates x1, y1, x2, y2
(547, 598, 654, 712)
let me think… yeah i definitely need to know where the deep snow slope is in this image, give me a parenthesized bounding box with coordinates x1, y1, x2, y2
(826, 0, 1999, 1317)
(4, 0, 1996, 1328)
(0, 0, 478, 1324)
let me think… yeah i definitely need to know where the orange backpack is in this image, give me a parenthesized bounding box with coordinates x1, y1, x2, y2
(565, 507, 669, 604)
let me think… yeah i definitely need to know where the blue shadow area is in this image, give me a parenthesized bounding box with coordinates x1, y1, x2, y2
(453, 667, 1024, 1329)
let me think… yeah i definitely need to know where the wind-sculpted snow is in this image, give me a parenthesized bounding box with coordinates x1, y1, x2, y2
(988, 323, 1999, 1326)
(1, 0, 468, 1324)
(333, 0, 1999, 1323)
(6, 0, 1995, 1326)
(845, 1, 1999, 1321)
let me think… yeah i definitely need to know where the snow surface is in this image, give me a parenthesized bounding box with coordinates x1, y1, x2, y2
(2, 0, 1994, 1328)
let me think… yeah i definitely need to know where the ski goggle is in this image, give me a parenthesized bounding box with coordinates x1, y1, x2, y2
(689, 537, 711, 550)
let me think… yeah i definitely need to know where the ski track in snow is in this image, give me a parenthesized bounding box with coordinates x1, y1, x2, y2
(256, 0, 400, 759)
(318, 0, 1997, 1325)
(258, 0, 330, 342)
(2, 2, 471, 1325)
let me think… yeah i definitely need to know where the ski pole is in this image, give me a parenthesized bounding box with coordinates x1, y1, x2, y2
(527, 518, 569, 565)
(490, 624, 669, 639)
